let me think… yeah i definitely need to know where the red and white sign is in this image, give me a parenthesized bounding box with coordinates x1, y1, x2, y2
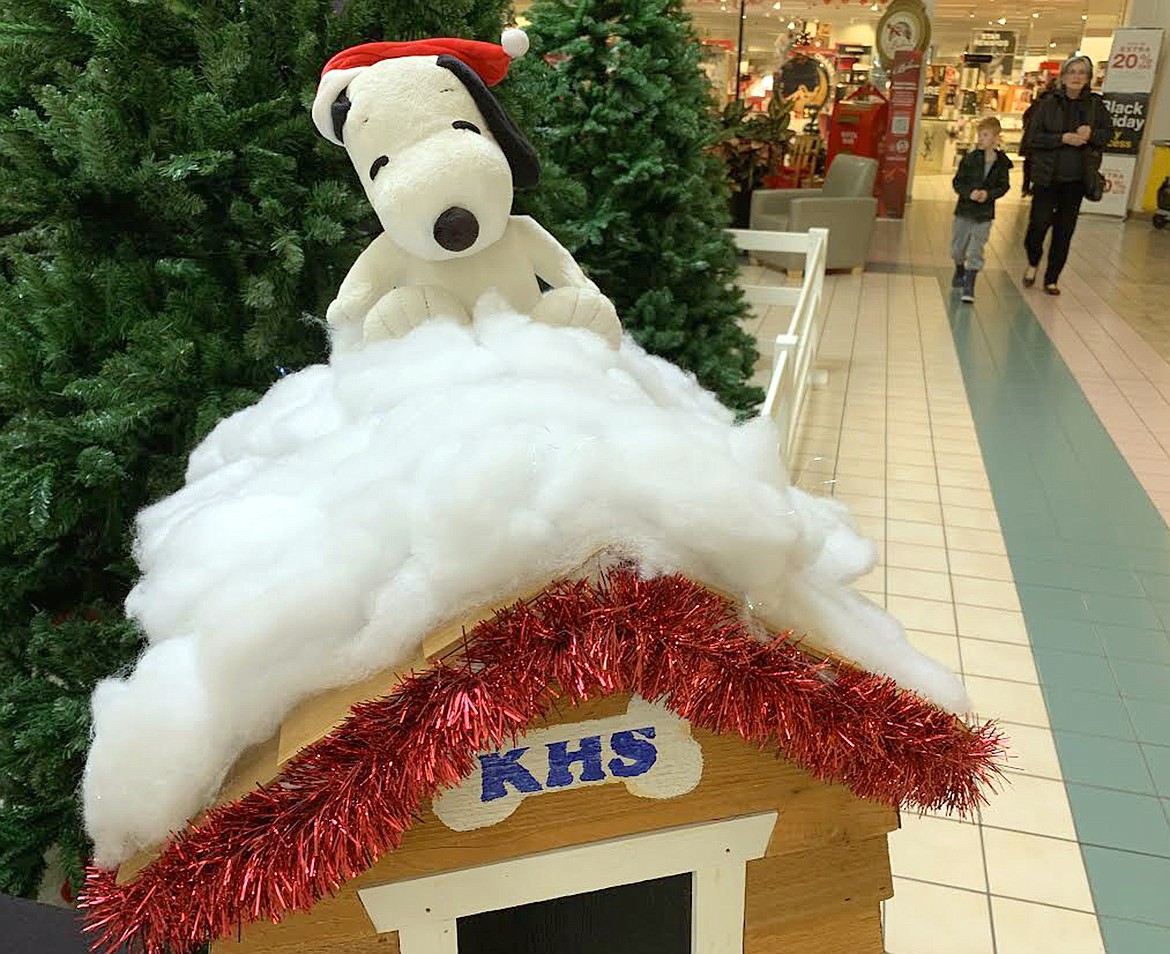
(1095, 27, 1163, 217)
(1096, 155, 1139, 218)
(878, 50, 922, 218)
(1103, 27, 1163, 95)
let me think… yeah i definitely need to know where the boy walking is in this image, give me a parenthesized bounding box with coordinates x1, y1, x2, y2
(952, 116, 1013, 303)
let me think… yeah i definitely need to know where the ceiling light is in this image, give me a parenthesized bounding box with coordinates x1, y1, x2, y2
(788, 20, 796, 29)
(773, 1, 782, 8)
(871, 2, 879, 9)
(997, 17, 1007, 24)
(1032, 11, 1040, 17)
(1050, 41, 1057, 47)
(1082, 13, 1088, 18)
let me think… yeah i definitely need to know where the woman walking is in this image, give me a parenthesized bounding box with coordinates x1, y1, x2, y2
(1019, 55, 1111, 295)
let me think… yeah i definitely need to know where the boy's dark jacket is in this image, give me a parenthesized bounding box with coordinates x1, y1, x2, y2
(953, 148, 1013, 222)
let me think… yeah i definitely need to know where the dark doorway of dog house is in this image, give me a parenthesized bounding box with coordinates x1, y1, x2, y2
(456, 873, 691, 954)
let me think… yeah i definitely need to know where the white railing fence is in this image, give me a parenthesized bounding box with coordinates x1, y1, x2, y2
(726, 227, 829, 466)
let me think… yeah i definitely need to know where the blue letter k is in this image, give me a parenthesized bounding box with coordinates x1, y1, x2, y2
(479, 748, 543, 802)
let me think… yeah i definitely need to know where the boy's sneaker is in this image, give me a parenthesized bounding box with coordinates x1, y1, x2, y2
(961, 269, 977, 303)
(952, 262, 966, 288)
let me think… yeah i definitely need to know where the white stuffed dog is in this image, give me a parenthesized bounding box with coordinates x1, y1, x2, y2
(313, 31, 622, 350)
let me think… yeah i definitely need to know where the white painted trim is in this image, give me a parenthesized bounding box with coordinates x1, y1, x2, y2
(398, 922, 458, 954)
(691, 863, 749, 954)
(726, 228, 812, 254)
(740, 286, 802, 308)
(729, 226, 829, 466)
(358, 812, 778, 953)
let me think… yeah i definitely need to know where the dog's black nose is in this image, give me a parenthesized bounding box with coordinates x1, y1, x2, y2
(433, 207, 479, 252)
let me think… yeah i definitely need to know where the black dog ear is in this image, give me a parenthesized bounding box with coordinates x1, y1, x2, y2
(331, 89, 352, 143)
(436, 55, 540, 189)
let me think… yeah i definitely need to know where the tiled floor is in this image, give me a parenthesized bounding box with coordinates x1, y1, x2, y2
(741, 180, 1170, 954)
(901, 175, 1170, 527)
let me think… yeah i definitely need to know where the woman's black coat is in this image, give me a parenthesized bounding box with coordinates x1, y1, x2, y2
(1020, 87, 1112, 190)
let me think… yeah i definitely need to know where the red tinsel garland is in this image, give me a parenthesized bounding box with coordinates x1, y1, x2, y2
(81, 569, 1004, 954)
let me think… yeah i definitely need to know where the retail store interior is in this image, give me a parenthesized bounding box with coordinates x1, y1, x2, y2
(515, 0, 1137, 198)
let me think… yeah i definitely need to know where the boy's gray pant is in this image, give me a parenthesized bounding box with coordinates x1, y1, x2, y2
(951, 216, 993, 271)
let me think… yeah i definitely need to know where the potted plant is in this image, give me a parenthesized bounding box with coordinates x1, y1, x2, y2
(713, 94, 794, 227)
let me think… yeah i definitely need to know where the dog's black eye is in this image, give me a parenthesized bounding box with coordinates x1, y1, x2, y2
(453, 120, 481, 135)
(369, 155, 389, 181)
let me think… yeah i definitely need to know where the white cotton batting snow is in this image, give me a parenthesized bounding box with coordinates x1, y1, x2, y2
(83, 301, 971, 867)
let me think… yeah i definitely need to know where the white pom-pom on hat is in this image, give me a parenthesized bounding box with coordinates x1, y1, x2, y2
(313, 66, 366, 146)
(502, 28, 530, 59)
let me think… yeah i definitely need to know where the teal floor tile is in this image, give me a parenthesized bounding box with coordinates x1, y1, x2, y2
(1010, 558, 1145, 598)
(1083, 594, 1164, 630)
(1032, 649, 1118, 694)
(1055, 518, 1128, 547)
(1100, 916, 1170, 954)
(1127, 699, 1170, 747)
(1007, 535, 1080, 564)
(1017, 583, 1090, 621)
(1043, 686, 1135, 740)
(1065, 784, 1170, 856)
(1130, 547, 1170, 575)
(1116, 526, 1170, 554)
(1143, 745, 1170, 799)
(1096, 625, 1170, 665)
(1110, 544, 1164, 574)
(942, 265, 1170, 937)
(1139, 572, 1170, 603)
(1009, 518, 1063, 541)
(1051, 731, 1155, 795)
(1011, 558, 1078, 590)
(1111, 659, 1170, 703)
(1082, 847, 1170, 926)
(1072, 566, 1146, 599)
(1027, 617, 1104, 656)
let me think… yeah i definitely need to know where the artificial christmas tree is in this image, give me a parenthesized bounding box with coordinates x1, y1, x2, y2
(0, 0, 512, 898)
(59, 20, 1002, 953)
(509, 0, 763, 412)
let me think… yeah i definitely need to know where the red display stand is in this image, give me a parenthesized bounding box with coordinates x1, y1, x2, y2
(877, 51, 924, 218)
(826, 84, 889, 172)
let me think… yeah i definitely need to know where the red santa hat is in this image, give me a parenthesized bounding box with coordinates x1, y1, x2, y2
(313, 29, 530, 145)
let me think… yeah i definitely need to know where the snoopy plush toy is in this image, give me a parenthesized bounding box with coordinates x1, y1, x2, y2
(313, 30, 623, 351)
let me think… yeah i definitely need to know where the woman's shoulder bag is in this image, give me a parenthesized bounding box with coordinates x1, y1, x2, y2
(1083, 94, 1106, 202)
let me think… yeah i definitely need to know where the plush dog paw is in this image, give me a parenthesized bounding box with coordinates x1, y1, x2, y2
(531, 287, 622, 349)
(363, 286, 471, 344)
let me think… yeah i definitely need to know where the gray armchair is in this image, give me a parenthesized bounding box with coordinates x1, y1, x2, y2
(749, 154, 879, 272)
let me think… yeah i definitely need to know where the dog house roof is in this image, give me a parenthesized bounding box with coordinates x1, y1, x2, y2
(81, 567, 1003, 954)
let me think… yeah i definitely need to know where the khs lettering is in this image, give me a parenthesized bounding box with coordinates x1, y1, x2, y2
(431, 696, 703, 831)
(480, 728, 658, 801)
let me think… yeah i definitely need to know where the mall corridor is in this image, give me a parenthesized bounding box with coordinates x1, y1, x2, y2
(741, 188, 1170, 954)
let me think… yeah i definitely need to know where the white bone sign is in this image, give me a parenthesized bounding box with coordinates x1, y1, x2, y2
(432, 696, 703, 831)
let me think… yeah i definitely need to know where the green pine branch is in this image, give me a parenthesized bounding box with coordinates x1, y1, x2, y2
(0, 0, 513, 898)
(506, 0, 763, 412)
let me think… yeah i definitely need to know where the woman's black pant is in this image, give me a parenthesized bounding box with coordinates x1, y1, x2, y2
(1025, 181, 1084, 285)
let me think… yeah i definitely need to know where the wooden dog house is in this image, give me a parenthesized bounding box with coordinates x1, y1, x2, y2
(83, 568, 1001, 954)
